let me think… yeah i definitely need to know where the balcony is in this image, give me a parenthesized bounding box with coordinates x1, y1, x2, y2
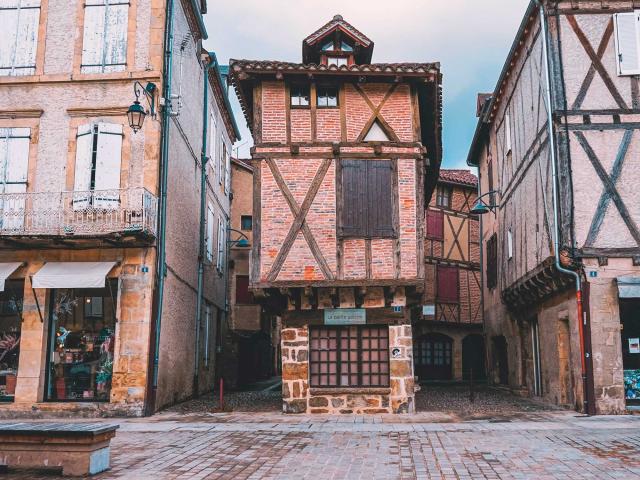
(0, 188, 158, 248)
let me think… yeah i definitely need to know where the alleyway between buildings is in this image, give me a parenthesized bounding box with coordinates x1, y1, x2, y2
(4, 386, 640, 479)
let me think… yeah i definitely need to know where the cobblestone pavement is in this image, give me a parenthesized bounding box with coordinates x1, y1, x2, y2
(2, 411, 640, 479)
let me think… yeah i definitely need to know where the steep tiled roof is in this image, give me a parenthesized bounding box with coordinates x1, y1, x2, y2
(439, 169, 478, 187)
(304, 14, 372, 48)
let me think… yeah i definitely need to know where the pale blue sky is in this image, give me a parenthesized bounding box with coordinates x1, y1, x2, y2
(203, 0, 530, 168)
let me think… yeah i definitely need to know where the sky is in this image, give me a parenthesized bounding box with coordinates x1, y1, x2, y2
(203, 0, 530, 169)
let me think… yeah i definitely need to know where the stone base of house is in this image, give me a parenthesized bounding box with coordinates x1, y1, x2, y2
(282, 323, 416, 414)
(0, 401, 145, 419)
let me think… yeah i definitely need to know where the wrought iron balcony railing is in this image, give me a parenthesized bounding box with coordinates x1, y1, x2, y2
(0, 188, 158, 238)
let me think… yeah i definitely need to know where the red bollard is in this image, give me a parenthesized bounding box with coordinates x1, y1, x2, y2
(219, 378, 224, 411)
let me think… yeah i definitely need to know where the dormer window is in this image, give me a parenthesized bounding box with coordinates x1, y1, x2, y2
(317, 86, 338, 107)
(290, 85, 310, 107)
(321, 40, 334, 51)
(340, 41, 354, 52)
(327, 57, 348, 67)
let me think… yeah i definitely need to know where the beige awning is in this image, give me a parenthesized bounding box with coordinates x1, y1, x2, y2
(617, 276, 640, 299)
(0, 263, 22, 292)
(32, 262, 117, 289)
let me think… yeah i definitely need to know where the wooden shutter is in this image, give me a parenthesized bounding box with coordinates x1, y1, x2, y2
(340, 160, 367, 236)
(235, 275, 252, 304)
(437, 265, 459, 303)
(219, 144, 226, 185)
(93, 122, 123, 209)
(426, 209, 444, 240)
(224, 149, 231, 195)
(216, 217, 225, 271)
(486, 234, 498, 290)
(206, 205, 214, 261)
(0, 128, 30, 230)
(209, 113, 217, 177)
(505, 113, 512, 153)
(614, 12, 640, 76)
(366, 160, 394, 237)
(0, 1, 40, 76)
(82, 0, 128, 73)
(73, 124, 94, 210)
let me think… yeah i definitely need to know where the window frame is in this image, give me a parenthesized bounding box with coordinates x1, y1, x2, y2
(0, 0, 43, 77)
(437, 265, 459, 304)
(309, 325, 390, 389)
(290, 84, 311, 108)
(240, 215, 253, 231)
(316, 85, 339, 108)
(435, 184, 452, 209)
(80, 0, 130, 74)
(426, 209, 444, 241)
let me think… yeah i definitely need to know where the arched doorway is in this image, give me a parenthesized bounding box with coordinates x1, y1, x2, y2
(462, 334, 486, 381)
(414, 333, 453, 381)
(492, 336, 509, 385)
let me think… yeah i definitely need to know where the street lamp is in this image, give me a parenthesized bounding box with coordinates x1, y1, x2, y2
(470, 190, 501, 216)
(228, 228, 250, 248)
(127, 82, 157, 133)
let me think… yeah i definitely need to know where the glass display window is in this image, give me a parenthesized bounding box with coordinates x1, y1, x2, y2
(46, 281, 117, 402)
(0, 281, 23, 402)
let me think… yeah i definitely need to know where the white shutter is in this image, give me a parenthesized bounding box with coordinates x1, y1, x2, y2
(0, 5, 19, 75)
(614, 12, 640, 76)
(73, 124, 95, 210)
(93, 122, 123, 209)
(206, 205, 214, 262)
(81, 1, 106, 73)
(12, 0, 40, 76)
(209, 113, 217, 178)
(0, 128, 29, 230)
(224, 150, 231, 195)
(505, 113, 512, 154)
(216, 218, 224, 270)
(102, 0, 128, 73)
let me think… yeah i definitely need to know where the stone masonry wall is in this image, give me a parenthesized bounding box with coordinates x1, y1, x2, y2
(282, 324, 415, 414)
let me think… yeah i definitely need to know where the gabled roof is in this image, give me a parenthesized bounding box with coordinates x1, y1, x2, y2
(303, 15, 374, 64)
(439, 169, 478, 188)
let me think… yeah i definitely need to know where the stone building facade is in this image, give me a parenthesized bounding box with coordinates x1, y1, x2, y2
(414, 169, 483, 383)
(468, 0, 640, 414)
(0, 0, 239, 416)
(230, 15, 443, 414)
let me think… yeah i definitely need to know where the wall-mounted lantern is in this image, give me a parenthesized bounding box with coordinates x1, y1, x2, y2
(470, 190, 501, 216)
(127, 82, 157, 133)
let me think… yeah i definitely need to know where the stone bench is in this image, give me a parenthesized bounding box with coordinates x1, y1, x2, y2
(0, 422, 118, 476)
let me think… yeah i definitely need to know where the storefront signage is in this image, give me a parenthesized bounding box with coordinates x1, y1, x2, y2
(422, 304, 435, 316)
(324, 308, 366, 325)
(629, 338, 640, 354)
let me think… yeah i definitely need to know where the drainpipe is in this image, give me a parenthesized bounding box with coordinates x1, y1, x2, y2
(149, 0, 176, 411)
(536, 0, 589, 414)
(194, 55, 215, 394)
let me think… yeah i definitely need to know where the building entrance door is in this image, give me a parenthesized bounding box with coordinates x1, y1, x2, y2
(621, 299, 640, 405)
(414, 334, 453, 381)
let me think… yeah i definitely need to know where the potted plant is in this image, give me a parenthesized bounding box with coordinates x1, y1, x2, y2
(0, 334, 20, 395)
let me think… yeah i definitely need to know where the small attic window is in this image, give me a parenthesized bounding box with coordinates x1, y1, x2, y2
(291, 85, 310, 107)
(340, 41, 353, 52)
(321, 40, 334, 51)
(327, 57, 348, 67)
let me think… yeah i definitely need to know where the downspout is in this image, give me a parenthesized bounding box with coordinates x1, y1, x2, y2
(536, 0, 589, 414)
(194, 55, 215, 394)
(150, 0, 175, 411)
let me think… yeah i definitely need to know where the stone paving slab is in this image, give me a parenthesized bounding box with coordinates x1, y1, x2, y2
(0, 413, 639, 479)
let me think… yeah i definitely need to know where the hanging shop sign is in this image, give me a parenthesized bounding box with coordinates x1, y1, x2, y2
(422, 304, 435, 316)
(324, 308, 366, 325)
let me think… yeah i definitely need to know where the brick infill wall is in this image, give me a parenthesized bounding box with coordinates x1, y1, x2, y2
(282, 324, 415, 414)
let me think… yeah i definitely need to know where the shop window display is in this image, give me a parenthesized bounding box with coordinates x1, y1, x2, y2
(46, 283, 116, 402)
(0, 281, 23, 401)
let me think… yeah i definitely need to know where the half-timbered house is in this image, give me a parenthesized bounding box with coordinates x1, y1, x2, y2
(417, 169, 483, 383)
(468, 0, 640, 414)
(230, 15, 442, 414)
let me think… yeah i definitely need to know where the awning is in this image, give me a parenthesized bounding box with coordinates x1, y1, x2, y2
(32, 262, 117, 289)
(0, 263, 22, 292)
(617, 276, 640, 299)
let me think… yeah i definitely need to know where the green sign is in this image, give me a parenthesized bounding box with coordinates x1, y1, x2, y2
(324, 308, 366, 325)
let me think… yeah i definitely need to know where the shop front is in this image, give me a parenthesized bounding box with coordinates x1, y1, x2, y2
(0, 264, 24, 401)
(618, 277, 640, 406)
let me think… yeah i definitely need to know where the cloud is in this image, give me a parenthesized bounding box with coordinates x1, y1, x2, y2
(204, 0, 530, 167)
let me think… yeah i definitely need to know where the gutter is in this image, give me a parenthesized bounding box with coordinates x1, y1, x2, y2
(147, 0, 176, 415)
(536, 0, 590, 415)
(189, 0, 208, 40)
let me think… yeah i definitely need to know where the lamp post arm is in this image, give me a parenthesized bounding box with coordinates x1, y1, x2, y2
(133, 81, 157, 117)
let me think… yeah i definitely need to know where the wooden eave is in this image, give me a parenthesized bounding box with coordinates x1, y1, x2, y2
(206, 65, 240, 143)
(501, 256, 575, 312)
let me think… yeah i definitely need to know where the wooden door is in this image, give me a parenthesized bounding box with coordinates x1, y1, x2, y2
(414, 334, 453, 381)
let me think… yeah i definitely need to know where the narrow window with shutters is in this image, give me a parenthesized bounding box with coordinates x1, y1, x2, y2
(0, 0, 41, 76)
(486, 233, 498, 290)
(81, 0, 129, 74)
(224, 149, 231, 195)
(426, 209, 444, 240)
(505, 113, 512, 154)
(73, 122, 123, 211)
(340, 159, 395, 238)
(0, 128, 30, 230)
(216, 217, 225, 272)
(437, 265, 459, 303)
(209, 113, 217, 178)
(219, 144, 226, 185)
(614, 12, 640, 76)
(206, 204, 214, 262)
